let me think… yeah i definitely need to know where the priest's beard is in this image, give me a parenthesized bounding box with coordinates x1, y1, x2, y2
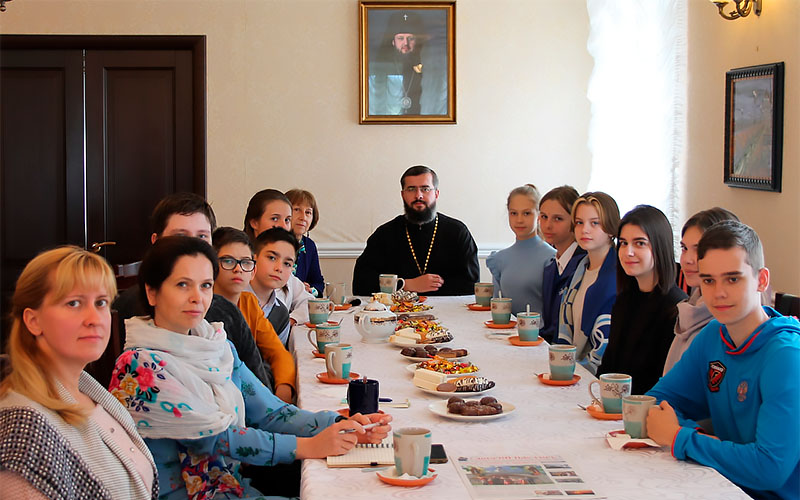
(404, 199, 437, 224)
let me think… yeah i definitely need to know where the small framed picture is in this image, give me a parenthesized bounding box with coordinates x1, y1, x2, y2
(723, 62, 784, 192)
(359, 1, 456, 124)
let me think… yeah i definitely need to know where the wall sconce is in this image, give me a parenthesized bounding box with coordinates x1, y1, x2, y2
(711, 0, 762, 20)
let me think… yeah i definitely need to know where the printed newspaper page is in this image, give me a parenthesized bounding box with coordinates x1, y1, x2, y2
(454, 454, 604, 499)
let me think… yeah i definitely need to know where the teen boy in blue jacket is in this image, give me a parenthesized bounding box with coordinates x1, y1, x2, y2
(646, 221, 800, 500)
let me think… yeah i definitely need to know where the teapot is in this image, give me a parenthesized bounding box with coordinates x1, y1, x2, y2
(354, 299, 397, 343)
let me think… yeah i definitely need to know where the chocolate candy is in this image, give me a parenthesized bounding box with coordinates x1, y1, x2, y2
(446, 397, 503, 416)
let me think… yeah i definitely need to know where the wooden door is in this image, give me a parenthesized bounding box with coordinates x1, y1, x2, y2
(85, 49, 197, 266)
(0, 36, 206, 337)
(0, 49, 86, 333)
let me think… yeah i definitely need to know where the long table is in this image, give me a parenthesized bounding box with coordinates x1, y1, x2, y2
(296, 297, 748, 499)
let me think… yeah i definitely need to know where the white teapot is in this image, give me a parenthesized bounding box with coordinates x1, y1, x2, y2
(354, 299, 398, 343)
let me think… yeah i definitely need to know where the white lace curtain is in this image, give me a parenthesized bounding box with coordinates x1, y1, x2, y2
(585, 0, 687, 233)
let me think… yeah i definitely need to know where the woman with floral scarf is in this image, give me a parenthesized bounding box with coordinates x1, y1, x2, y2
(110, 236, 390, 499)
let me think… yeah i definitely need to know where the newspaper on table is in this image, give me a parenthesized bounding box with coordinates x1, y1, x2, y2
(454, 454, 604, 499)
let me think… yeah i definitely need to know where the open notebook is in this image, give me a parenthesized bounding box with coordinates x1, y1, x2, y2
(326, 435, 393, 468)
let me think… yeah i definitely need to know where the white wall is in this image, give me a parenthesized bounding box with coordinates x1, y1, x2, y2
(2, 0, 593, 289)
(686, 0, 800, 293)
(7, 0, 795, 293)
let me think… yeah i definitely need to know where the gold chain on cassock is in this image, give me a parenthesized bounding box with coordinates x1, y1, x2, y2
(405, 215, 438, 275)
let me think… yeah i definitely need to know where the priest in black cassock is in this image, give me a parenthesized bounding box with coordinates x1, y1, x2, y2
(352, 165, 479, 296)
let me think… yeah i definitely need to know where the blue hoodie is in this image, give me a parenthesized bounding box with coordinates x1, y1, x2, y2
(648, 307, 800, 500)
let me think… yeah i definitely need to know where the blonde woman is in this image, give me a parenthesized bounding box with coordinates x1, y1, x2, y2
(0, 246, 157, 500)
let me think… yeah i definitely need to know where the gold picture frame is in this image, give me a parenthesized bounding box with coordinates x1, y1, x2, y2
(359, 1, 456, 124)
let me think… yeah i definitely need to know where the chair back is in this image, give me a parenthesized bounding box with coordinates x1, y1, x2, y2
(775, 292, 800, 318)
(0, 353, 9, 382)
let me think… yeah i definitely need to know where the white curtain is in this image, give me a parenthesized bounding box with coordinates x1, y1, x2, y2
(585, 0, 687, 234)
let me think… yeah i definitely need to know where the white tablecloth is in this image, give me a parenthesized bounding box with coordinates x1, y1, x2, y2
(295, 297, 748, 499)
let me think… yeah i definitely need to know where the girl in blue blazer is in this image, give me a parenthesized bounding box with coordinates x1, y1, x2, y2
(556, 192, 620, 375)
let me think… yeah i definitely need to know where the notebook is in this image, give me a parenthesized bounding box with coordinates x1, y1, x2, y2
(326, 436, 394, 468)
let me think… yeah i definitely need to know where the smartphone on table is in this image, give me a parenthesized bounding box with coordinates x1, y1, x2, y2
(431, 444, 448, 463)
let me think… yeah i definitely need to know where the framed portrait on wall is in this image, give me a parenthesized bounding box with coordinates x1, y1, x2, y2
(723, 62, 784, 192)
(359, 1, 456, 124)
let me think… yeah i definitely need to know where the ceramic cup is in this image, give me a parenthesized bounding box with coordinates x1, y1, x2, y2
(548, 344, 577, 381)
(325, 282, 347, 305)
(308, 298, 335, 325)
(347, 378, 379, 416)
(490, 297, 513, 325)
(588, 373, 632, 414)
(623, 395, 657, 439)
(307, 323, 340, 354)
(474, 282, 494, 307)
(379, 274, 405, 294)
(516, 312, 541, 341)
(325, 343, 353, 380)
(393, 427, 432, 478)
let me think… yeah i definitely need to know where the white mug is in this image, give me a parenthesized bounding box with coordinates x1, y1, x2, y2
(324, 343, 352, 380)
(393, 427, 431, 478)
(379, 274, 405, 294)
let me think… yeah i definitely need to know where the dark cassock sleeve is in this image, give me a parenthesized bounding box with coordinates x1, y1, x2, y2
(352, 219, 400, 296)
(205, 294, 275, 390)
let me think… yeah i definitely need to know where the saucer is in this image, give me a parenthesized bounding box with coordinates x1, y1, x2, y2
(316, 372, 360, 384)
(333, 303, 352, 311)
(305, 320, 339, 328)
(311, 349, 325, 359)
(508, 335, 544, 347)
(484, 320, 517, 329)
(537, 373, 581, 386)
(586, 404, 622, 420)
(467, 303, 491, 311)
(376, 467, 437, 487)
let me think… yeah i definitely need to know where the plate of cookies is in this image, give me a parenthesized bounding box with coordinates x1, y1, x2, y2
(400, 345, 469, 362)
(415, 375, 496, 397)
(428, 397, 515, 421)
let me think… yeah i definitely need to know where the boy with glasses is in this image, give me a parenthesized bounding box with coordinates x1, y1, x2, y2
(212, 227, 296, 403)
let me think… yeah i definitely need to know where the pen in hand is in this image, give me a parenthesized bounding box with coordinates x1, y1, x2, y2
(339, 422, 382, 434)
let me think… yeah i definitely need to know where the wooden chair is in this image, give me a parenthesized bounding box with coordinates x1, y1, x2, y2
(85, 309, 123, 388)
(775, 292, 800, 318)
(0, 353, 9, 382)
(115, 261, 141, 293)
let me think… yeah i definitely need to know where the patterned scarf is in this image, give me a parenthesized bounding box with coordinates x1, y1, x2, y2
(111, 317, 245, 440)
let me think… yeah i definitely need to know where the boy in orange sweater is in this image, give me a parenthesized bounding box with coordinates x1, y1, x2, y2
(212, 226, 296, 403)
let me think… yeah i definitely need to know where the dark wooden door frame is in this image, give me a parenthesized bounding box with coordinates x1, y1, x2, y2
(0, 34, 207, 195)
